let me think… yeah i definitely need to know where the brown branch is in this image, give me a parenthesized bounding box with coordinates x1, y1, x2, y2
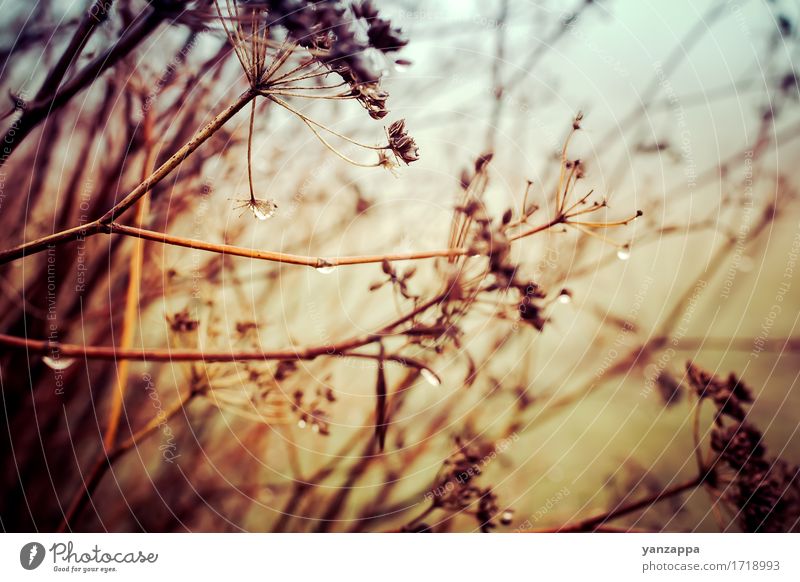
(34, 1, 116, 103)
(0, 88, 257, 264)
(109, 222, 467, 267)
(1, 6, 164, 167)
(0, 336, 440, 378)
(60, 389, 197, 532)
(103, 108, 155, 452)
(0, 209, 558, 269)
(0, 332, 372, 362)
(0, 291, 449, 365)
(527, 475, 704, 533)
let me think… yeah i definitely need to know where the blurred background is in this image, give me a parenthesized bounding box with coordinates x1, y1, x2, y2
(0, 0, 798, 532)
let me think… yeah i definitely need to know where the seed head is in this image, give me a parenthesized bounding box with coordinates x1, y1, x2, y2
(386, 119, 419, 164)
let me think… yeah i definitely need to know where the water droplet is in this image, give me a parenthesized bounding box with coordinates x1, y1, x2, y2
(420, 368, 441, 386)
(500, 509, 514, 526)
(297, 418, 307, 429)
(311, 423, 320, 433)
(617, 245, 631, 261)
(42, 355, 75, 371)
(251, 199, 278, 221)
(315, 260, 336, 274)
(557, 289, 572, 304)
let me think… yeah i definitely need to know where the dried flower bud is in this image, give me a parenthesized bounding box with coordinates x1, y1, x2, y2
(687, 363, 753, 425)
(386, 119, 419, 164)
(475, 152, 493, 173)
(573, 111, 584, 130)
(348, 82, 389, 119)
(711, 422, 765, 470)
(167, 309, 198, 333)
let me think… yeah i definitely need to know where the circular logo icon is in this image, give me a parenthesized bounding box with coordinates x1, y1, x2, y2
(20, 542, 46, 570)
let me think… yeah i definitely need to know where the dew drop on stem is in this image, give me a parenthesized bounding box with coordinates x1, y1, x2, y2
(315, 260, 336, 274)
(421, 368, 441, 386)
(42, 356, 75, 370)
(617, 245, 631, 261)
(251, 199, 277, 221)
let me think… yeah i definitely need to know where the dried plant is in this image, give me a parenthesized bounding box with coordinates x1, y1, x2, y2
(0, 0, 797, 535)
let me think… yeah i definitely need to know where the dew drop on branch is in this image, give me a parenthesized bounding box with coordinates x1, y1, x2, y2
(421, 368, 441, 386)
(42, 356, 75, 370)
(315, 260, 336, 274)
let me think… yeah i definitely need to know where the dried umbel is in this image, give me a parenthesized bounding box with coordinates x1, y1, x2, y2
(687, 363, 753, 425)
(711, 422, 765, 471)
(212, 0, 406, 90)
(167, 308, 199, 333)
(414, 436, 507, 531)
(292, 385, 336, 435)
(710, 421, 800, 532)
(439, 118, 644, 337)
(691, 364, 800, 532)
(232, 196, 278, 220)
(212, 0, 419, 217)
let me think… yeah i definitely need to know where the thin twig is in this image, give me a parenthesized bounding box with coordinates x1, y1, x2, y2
(529, 475, 704, 533)
(0, 89, 257, 264)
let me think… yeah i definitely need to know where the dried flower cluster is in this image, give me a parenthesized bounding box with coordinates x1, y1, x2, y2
(211, 0, 419, 220)
(687, 363, 754, 425)
(386, 120, 420, 165)
(687, 363, 800, 532)
(292, 385, 336, 435)
(413, 436, 506, 532)
(3, 0, 712, 532)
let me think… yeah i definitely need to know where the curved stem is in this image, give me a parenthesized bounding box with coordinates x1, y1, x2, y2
(267, 94, 386, 151)
(247, 97, 257, 202)
(291, 114, 381, 167)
